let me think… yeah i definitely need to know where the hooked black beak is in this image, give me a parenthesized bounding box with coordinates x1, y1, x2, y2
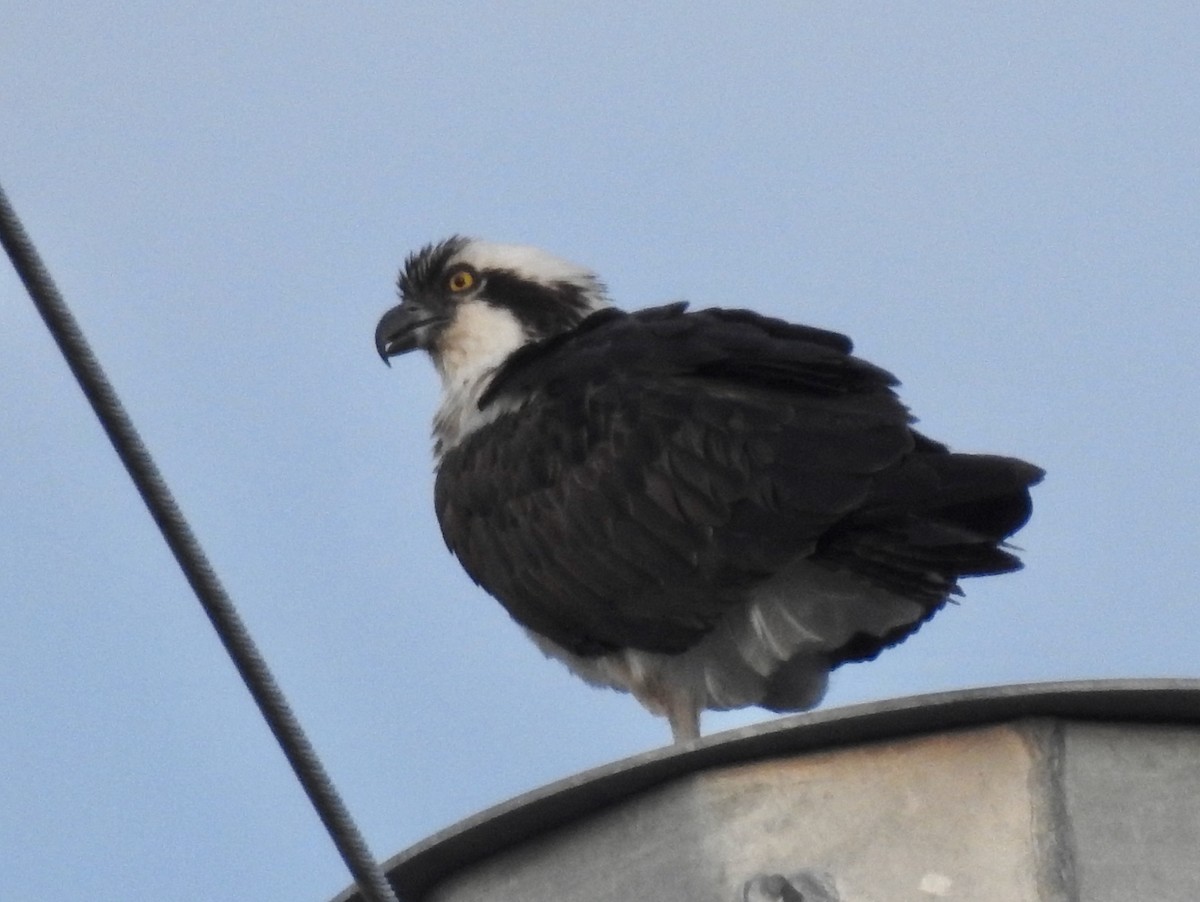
(374, 303, 439, 365)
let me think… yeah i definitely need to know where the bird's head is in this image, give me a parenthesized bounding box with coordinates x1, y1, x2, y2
(375, 236, 610, 389)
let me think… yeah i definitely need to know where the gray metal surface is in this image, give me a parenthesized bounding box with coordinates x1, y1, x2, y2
(333, 679, 1200, 902)
(1064, 721, 1200, 900)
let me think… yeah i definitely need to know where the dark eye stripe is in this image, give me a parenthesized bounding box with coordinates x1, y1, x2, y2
(481, 271, 595, 338)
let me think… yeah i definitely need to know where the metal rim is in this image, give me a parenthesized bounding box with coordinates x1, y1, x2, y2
(332, 678, 1200, 902)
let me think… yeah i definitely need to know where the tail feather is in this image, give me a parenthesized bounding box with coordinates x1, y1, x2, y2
(861, 451, 1043, 528)
(821, 451, 1042, 578)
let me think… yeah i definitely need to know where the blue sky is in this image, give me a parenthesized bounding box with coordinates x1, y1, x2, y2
(2, 3, 1197, 899)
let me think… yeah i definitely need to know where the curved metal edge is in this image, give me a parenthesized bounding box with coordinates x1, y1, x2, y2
(331, 678, 1200, 902)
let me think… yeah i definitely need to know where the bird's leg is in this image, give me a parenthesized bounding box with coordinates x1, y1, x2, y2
(620, 658, 703, 742)
(666, 696, 701, 743)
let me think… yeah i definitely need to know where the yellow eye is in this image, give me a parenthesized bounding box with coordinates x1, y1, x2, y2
(446, 268, 475, 293)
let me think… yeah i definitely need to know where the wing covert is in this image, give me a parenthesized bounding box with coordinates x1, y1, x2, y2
(434, 304, 916, 656)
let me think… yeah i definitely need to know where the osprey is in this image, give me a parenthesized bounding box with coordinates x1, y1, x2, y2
(375, 236, 1043, 742)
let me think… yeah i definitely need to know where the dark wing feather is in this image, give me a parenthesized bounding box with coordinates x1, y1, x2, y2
(435, 303, 925, 656)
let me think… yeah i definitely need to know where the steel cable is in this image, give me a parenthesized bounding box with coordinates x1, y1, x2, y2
(0, 181, 400, 902)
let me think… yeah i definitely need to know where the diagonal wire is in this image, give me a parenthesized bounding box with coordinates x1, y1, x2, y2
(0, 181, 401, 902)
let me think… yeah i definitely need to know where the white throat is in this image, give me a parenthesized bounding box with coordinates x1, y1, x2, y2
(431, 300, 530, 458)
(433, 300, 527, 389)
